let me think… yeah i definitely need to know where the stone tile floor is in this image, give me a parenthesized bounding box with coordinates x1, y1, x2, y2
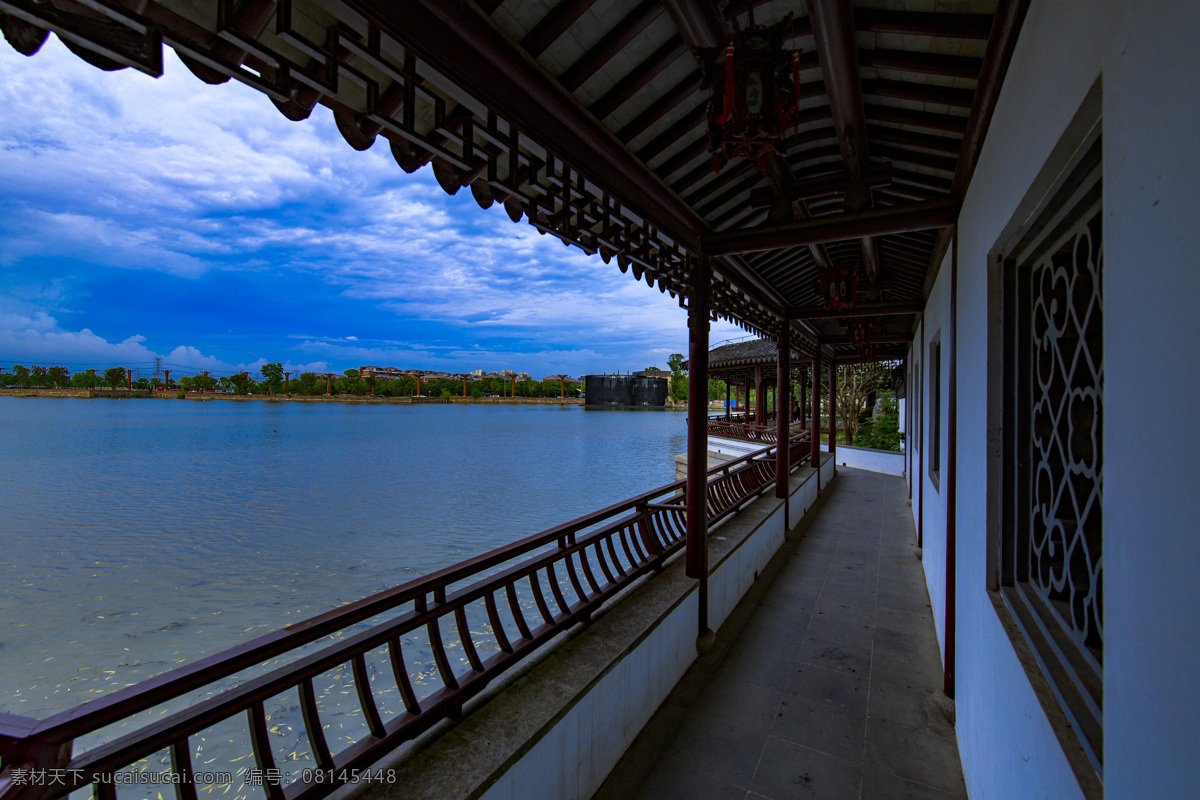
(592, 468, 966, 800)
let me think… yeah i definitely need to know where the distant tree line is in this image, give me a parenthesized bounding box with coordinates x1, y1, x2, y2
(0, 363, 582, 399)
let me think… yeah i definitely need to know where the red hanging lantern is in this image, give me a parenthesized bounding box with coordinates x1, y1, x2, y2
(705, 14, 804, 175)
(818, 262, 858, 312)
(853, 323, 875, 360)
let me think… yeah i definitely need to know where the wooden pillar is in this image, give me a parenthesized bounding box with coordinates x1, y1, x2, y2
(945, 228, 959, 699)
(725, 382, 730, 420)
(918, 320, 925, 549)
(828, 360, 837, 457)
(125, 369, 132, 391)
(810, 350, 821, 468)
(326, 373, 333, 395)
(285, 371, 291, 395)
(754, 364, 765, 426)
(800, 366, 807, 428)
(686, 253, 711, 640)
(906, 356, 913, 499)
(775, 325, 790, 498)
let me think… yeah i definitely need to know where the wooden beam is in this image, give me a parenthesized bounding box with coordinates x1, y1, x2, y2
(868, 125, 963, 156)
(820, 332, 912, 345)
(925, 0, 1030, 298)
(521, 0, 597, 57)
(862, 79, 975, 109)
(809, 0, 869, 178)
(860, 49, 983, 79)
(748, 164, 893, 206)
(702, 200, 959, 255)
(664, 0, 727, 51)
(618, 70, 703, 143)
(865, 104, 968, 134)
(590, 36, 688, 119)
(559, 0, 664, 90)
(789, 302, 924, 320)
(854, 9, 993, 39)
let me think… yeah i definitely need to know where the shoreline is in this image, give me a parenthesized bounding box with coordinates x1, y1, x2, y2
(0, 388, 585, 405)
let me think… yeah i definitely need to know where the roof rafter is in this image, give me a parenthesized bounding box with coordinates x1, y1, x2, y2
(703, 200, 960, 255)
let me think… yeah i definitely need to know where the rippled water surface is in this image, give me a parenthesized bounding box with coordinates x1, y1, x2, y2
(0, 398, 686, 719)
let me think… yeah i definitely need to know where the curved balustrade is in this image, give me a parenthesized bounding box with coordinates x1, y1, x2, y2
(707, 420, 783, 443)
(0, 435, 811, 800)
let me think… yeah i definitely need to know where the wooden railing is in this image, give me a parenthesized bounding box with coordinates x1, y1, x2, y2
(0, 435, 812, 800)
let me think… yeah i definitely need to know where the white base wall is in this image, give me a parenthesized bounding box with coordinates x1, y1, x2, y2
(824, 444, 905, 477)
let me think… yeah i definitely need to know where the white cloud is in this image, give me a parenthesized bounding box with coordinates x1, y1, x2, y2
(0, 38, 762, 375)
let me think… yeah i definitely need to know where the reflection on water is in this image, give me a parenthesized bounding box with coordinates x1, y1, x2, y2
(0, 398, 686, 723)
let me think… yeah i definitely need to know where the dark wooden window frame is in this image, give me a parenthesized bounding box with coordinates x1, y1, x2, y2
(988, 87, 1104, 800)
(927, 332, 942, 492)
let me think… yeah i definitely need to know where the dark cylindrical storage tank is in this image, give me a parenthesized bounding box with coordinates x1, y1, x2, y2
(631, 376, 668, 406)
(584, 374, 668, 406)
(584, 374, 630, 405)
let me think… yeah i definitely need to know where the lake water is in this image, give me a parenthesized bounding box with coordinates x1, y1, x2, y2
(0, 398, 687, 722)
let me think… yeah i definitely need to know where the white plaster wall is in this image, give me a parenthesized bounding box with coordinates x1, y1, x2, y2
(938, 1, 1200, 798)
(828, 444, 905, 476)
(1100, 2, 1200, 796)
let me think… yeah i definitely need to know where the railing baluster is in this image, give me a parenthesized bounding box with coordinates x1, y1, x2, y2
(248, 702, 287, 800)
(351, 653, 387, 738)
(426, 617, 461, 691)
(617, 524, 642, 566)
(170, 735, 198, 800)
(506, 582, 534, 640)
(604, 534, 628, 577)
(300, 678, 335, 771)
(563, 550, 590, 600)
(454, 606, 485, 672)
(484, 592, 513, 654)
(545, 564, 571, 616)
(578, 547, 603, 594)
(528, 571, 555, 625)
(387, 638, 422, 714)
(95, 778, 118, 800)
(592, 540, 617, 585)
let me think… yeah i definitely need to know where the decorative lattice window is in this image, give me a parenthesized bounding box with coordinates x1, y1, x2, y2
(1000, 130, 1103, 786)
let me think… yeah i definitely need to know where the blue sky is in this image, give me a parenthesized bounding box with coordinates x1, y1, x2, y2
(0, 38, 745, 378)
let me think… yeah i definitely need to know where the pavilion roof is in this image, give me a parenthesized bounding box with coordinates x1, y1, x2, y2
(6, 0, 1025, 362)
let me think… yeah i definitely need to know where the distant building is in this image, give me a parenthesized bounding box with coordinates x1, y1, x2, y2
(516, 372, 530, 381)
(469, 369, 485, 378)
(359, 365, 403, 380)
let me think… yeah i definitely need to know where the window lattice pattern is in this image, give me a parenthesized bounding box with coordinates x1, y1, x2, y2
(1027, 210, 1103, 657)
(1001, 132, 1104, 784)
